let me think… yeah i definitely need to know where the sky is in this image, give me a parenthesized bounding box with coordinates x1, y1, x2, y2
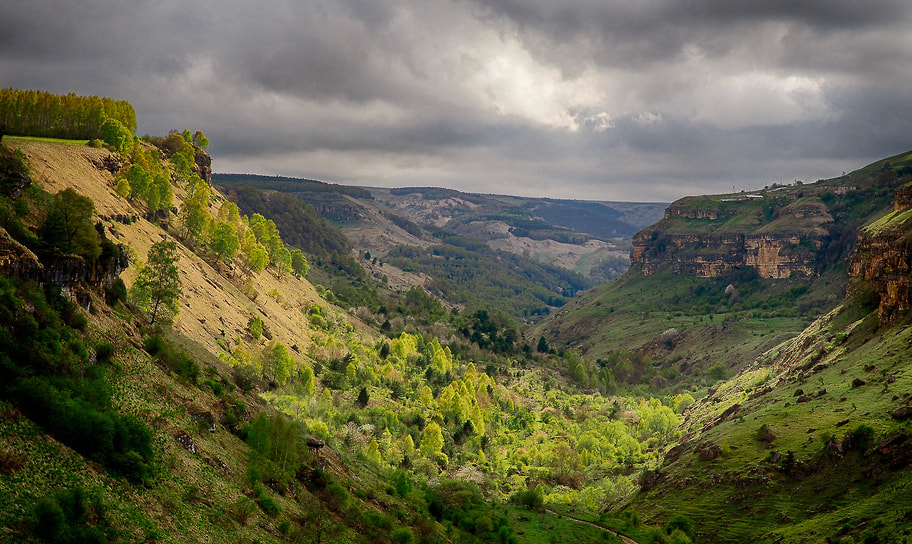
(2, 0, 912, 202)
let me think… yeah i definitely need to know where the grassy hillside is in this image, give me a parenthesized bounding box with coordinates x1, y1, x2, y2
(631, 282, 912, 543)
(531, 156, 908, 394)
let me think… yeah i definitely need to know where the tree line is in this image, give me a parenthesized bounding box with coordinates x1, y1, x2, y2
(0, 88, 137, 140)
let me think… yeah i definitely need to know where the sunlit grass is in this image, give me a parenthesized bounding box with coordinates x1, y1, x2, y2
(4, 135, 89, 145)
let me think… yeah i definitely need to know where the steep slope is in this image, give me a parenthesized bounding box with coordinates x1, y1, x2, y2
(628, 183, 912, 543)
(9, 138, 331, 360)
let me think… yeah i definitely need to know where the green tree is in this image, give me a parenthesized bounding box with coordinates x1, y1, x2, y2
(218, 201, 241, 223)
(115, 177, 131, 198)
(209, 221, 240, 264)
(357, 386, 369, 408)
(263, 341, 294, 386)
(272, 246, 292, 277)
(191, 130, 209, 149)
(420, 421, 445, 458)
(152, 170, 173, 214)
(179, 176, 211, 242)
(130, 240, 182, 325)
(298, 363, 315, 396)
(99, 117, 133, 155)
(242, 232, 269, 274)
(290, 249, 309, 278)
(38, 188, 101, 260)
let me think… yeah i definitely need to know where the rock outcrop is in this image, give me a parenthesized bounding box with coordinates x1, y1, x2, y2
(849, 183, 912, 324)
(194, 148, 212, 184)
(0, 227, 42, 280)
(0, 226, 129, 290)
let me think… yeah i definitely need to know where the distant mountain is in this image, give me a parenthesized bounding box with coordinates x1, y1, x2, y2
(214, 175, 668, 318)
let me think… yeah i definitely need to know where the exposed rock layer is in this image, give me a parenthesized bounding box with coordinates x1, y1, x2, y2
(632, 231, 821, 279)
(849, 184, 912, 324)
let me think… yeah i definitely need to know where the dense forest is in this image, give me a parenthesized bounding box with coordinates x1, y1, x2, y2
(0, 88, 136, 141)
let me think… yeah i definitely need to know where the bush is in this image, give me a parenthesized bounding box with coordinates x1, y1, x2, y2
(104, 278, 127, 306)
(31, 487, 112, 544)
(142, 334, 166, 355)
(326, 482, 349, 511)
(247, 317, 264, 340)
(257, 494, 280, 517)
(144, 335, 199, 383)
(391, 528, 415, 544)
(12, 377, 153, 482)
(665, 515, 696, 541)
(94, 343, 114, 365)
(851, 424, 876, 452)
(232, 365, 260, 393)
(510, 488, 543, 510)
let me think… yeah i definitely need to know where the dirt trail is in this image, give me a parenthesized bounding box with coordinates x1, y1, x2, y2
(545, 509, 640, 544)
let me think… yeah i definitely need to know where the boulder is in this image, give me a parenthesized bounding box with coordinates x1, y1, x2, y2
(697, 443, 723, 461)
(892, 406, 912, 420)
(757, 424, 776, 444)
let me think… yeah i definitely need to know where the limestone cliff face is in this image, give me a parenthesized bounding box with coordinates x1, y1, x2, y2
(632, 231, 819, 278)
(849, 184, 912, 324)
(664, 206, 720, 220)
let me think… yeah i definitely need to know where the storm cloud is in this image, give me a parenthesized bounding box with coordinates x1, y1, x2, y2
(2, 0, 911, 201)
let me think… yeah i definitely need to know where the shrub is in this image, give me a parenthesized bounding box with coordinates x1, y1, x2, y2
(665, 515, 696, 540)
(142, 334, 166, 355)
(706, 363, 728, 381)
(94, 343, 114, 365)
(247, 317, 264, 340)
(391, 528, 415, 544)
(851, 424, 876, 452)
(11, 377, 153, 482)
(510, 488, 543, 510)
(326, 482, 349, 511)
(232, 365, 260, 393)
(31, 487, 112, 544)
(231, 496, 257, 525)
(257, 494, 280, 517)
(144, 335, 199, 383)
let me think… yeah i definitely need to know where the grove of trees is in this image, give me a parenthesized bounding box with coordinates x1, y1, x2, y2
(0, 88, 136, 140)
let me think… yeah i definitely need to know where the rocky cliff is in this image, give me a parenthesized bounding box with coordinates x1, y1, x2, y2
(631, 190, 834, 279)
(0, 225, 129, 307)
(849, 183, 912, 323)
(632, 231, 821, 278)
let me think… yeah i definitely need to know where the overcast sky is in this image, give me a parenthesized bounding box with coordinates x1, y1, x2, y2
(3, 0, 912, 201)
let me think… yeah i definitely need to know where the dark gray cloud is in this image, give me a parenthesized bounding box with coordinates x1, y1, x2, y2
(2, 0, 911, 201)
